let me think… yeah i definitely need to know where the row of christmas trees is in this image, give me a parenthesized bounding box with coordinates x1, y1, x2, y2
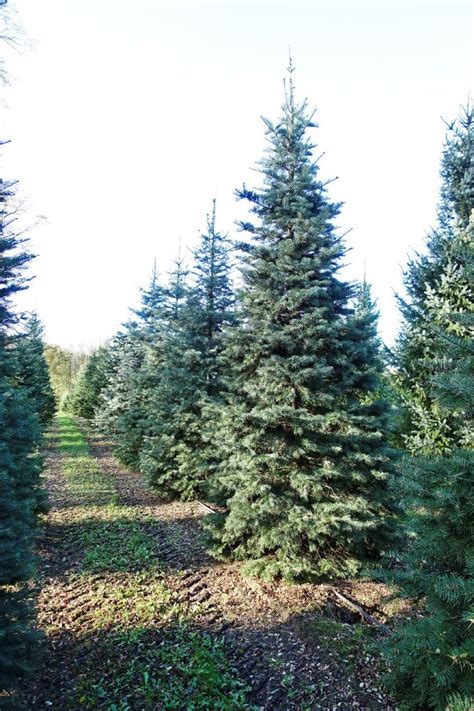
(67, 71, 473, 708)
(0, 177, 56, 694)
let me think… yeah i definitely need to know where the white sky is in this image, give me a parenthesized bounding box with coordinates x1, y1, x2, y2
(3, 0, 472, 349)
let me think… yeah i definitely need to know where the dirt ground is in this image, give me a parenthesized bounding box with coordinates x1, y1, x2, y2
(19, 422, 400, 710)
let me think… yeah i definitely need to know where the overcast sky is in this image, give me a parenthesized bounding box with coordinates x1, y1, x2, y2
(3, 0, 472, 349)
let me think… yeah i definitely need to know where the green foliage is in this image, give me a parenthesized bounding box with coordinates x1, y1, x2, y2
(206, 68, 397, 581)
(394, 106, 473, 453)
(0, 174, 43, 692)
(378, 113, 474, 708)
(44, 344, 88, 406)
(380, 448, 474, 707)
(0, 384, 42, 690)
(94, 265, 167, 468)
(68, 346, 110, 419)
(141, 207, 235, 500)
(13, 312, 56, 425)
(73, 627, 249, 710)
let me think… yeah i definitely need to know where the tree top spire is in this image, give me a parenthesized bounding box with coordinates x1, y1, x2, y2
(284, 51, 295, 113)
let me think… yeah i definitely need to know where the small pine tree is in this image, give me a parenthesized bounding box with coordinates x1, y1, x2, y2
(108, 335, 148, 468)
(13, 312, 56, 425)
(141, 214, 235, 500)
(68, 346, 110, 419)
(114, 265, 168, 467)
(95, 331, 150, 468)
(94, 263, 168, 468)
(206, 67, 397, 580)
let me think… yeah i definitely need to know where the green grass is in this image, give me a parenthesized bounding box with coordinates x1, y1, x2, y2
(53, 415, 249, 709)
(56, 416, 161, 574)
(74, 627, 249, 710)
(63, 457, 117, 503)
(56, 414, 90, 457)
(80, 509, 159, 573)
(87, 572, 181, 629)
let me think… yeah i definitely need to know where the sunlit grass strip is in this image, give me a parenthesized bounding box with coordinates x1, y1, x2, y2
(56, 414, 116, 504)
(55, 415, 159, 573)
(53, 415, 249, 709)
(56, 414, 90, 457)
(79, 506, 159, 573)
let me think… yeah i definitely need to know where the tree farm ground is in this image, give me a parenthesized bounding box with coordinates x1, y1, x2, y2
(18, 415, 407, 710)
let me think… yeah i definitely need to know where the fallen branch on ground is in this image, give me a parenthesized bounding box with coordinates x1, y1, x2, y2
(330, 588, 392, 636)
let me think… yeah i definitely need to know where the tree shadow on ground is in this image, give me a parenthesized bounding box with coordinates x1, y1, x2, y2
(16, 603, 394, 710)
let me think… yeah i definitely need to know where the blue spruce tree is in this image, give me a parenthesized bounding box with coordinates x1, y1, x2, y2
(95, 263, 168, 468)
(378, 110, 473, 710)
(141, 207, 235, 499)
(0, 175, 42, 692)
(206, 67, 397, 580)
(13, 312, 56, 426)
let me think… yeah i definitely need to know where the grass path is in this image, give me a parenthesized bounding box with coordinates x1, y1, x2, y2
(20, 415, 398, 709)
(21, 415, 248, 709)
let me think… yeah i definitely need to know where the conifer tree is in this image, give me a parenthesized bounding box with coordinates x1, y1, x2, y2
(105, 334, 148, 467)
(206, 67, 396, 580)
(13, 312, 56, 425)
(377, 107, 473, 709)
(93, 335, 128, 433)
(94, 264, 168, 468)
(395, 107, 473, 453)
(68, 346, 110, 419)
(141, 208, 235, 499)
(191, 201, 235, 397)
(379, 227, 473, 709)
(0, 175, 42, 691)
(115, 264, 168, 467)
(0, 4, 43, 693)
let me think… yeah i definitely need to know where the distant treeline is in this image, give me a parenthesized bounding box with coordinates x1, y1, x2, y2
(44, 345, 88, 406)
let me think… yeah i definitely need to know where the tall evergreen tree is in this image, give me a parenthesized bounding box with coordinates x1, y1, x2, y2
(141, 207, 235, 499)
(206, 67, 397, 581)
(376, 107, 473, 709)
(379, 226, 473, 709)
(13, 312, 56, 425)
(0, 3, 43, 694)
(0, 174, 42, 692)
(395, 107, 473, 453)
(115, 263, 168, 466)
(191, 201, 235, 397)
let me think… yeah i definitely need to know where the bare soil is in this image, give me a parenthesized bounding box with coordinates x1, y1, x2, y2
(19, 423, 400, 710)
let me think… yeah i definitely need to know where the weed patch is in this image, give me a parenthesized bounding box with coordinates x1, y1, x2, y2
(74, 627, 249, 710)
